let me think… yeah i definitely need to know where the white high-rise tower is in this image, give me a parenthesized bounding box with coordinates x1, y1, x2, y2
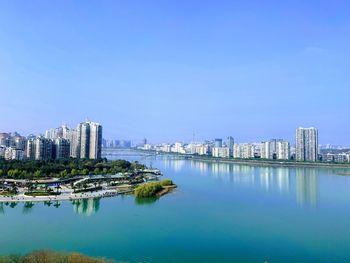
(296, 127, 318, 162)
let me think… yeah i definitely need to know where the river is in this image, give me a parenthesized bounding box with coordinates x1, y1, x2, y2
(1, 149, 350, 262)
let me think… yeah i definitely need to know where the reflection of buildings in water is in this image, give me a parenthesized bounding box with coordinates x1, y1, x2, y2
(190, 161, 210, 175)
(276, 168, 290, 193)
(258, 167, 290, 193)
(172, 160, 185, 172)
(232, 165, 255, 175)
(296, 168, 318, 206)
(162, 157, 185, 172)
(73, 198, 101, 216)
(211, 162, 230, 178)
(259, 167, 274, 191)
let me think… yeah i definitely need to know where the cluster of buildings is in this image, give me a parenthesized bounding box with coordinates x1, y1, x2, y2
(137, 127, 350, 163)
(102, 139, 132, 149)
(0, 121, 102, 161)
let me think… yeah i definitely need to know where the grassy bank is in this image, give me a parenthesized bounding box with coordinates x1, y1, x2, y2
(0, 250, 115, 263)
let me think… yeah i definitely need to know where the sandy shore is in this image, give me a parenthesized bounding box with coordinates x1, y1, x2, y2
(0, 189, 119, 203)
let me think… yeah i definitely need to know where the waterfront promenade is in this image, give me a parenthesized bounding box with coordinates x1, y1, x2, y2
(0, 189, 118, 203)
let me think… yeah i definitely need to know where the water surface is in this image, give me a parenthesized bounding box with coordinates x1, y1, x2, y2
(1, 150, 350, 262)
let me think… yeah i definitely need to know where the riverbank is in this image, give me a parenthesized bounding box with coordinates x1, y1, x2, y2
(0, 189, 118, 203)
(131, 149, 350, 169)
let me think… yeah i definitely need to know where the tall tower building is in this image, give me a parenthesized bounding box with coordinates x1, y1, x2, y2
(89, 122, 102, 159)
(63, 126, 80, 158)
(26, 138, 36, 160)
(79, 122, 91, 159)
(214, 138, 223, 148)
(296, 127, 318, 162)
(226, 136, 234, 157)
(54, 138, 70, 160)
(34, 137, 54, 160)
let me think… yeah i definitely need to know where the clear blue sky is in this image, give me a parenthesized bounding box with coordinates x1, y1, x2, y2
(0, 1, 349, 145)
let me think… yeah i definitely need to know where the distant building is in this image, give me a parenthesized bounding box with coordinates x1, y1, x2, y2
(261, 139, 290, 160)
(296, 127, 318, 162)
(45, 127, 63, 140)
(234, 143, 255, 159)
(188, 143, 209, 155)
(79, 122, 91, 159)
(171, 142, 186, 154)
(212, 147, 230, 158)
(26, 138, 36, 160)
(34, 137, 54, 160)
(54, 138, 70, 160)
(226, 136, 234, 157)
(142, 138, 147, 146)
(77, 121, 102, 159)
(4, 147, 24, 160)
(214, 138, 223, 148)
(276, 141, 290, 160)
(89, 122, 102, 159)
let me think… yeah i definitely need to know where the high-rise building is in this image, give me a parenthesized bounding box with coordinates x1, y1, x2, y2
(45, 127, 63, 139)
(89, 122, 102, 159)
(212, 147, 230, 158)
(276, 141, 290, 160)
(54, 138, 70, 160)
(226, 136, 234, 157)
(34, 137, 54, 160)
(79, 122, 90, 159)
(234, 143, 255, 159)
(214, 138, 223, 148)
(26, 138, 36, 160)
(77, 121, 102, 159)
(296, 127, 318, 162)
(260, 139, 290, 160)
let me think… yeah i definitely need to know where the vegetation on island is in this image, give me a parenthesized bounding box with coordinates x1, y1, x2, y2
(0, 250, 115, 263)
(134, 179, 176, 198)
(0, 159, 146, 179)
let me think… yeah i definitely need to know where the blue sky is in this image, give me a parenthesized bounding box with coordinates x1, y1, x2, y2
(0, 1, 349, 145)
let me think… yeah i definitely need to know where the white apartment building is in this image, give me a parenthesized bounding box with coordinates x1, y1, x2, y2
(261, 139, 290, 160)
(212, 147, 230, 158)
(296, 127, 318, 162)
(234, 143, 255, 159)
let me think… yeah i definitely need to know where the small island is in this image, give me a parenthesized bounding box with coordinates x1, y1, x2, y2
(134, 179, 177, 198)
(0, 159, 176, 203)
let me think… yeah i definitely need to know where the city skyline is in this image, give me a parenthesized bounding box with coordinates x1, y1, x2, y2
(1, 1, 349, 144)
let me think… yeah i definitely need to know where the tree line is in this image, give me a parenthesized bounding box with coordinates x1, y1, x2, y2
(0, 158, 146, 179)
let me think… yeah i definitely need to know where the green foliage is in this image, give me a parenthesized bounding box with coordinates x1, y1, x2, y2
(0, 159, 145, 179)
(0, 250, 115, 263)
(160, 179, 173, 186)
(135, 182, 163, 198)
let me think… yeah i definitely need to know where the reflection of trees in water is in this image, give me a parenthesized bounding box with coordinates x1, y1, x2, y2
(23, 202, 35, 214)
(0, 202, 4, 214)
(296, 168, 318, 206)
(73, 198, 101, 216)
(9, 202, 17, 208)
(135, 196, 159, 206)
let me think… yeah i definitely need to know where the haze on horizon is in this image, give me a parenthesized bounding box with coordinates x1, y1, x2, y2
(0, 1, 349, 145)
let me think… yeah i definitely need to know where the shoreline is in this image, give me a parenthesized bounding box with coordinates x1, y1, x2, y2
(129, 149, 350, 169)
(0, 189, 119, 203)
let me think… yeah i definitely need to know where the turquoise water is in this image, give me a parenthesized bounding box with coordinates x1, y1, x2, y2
(1, 150, 350, 262)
